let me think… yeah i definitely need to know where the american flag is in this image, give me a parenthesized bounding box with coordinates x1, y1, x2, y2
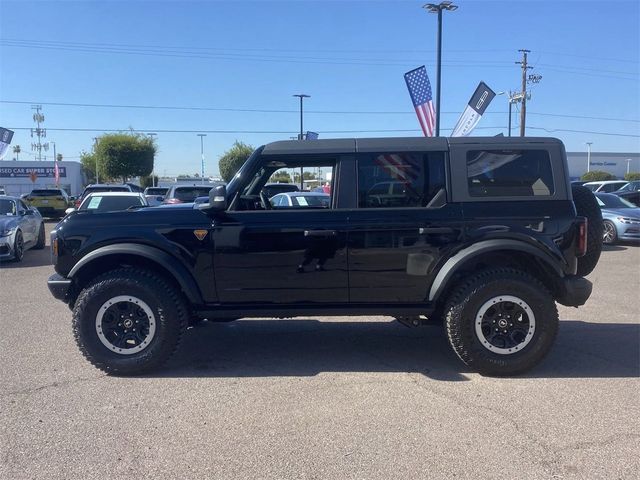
(374, 154, 420, 183)
(404, 66, 436, 137)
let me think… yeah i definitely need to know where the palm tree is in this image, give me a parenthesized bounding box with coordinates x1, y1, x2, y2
(56, 153, 63, 161)
(12, 145, 20, 161)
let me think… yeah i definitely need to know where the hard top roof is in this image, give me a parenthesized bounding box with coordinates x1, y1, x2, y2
(261, 136, 562, 155)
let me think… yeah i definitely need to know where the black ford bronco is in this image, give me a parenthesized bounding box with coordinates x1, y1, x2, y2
(48, 137, 603, 376)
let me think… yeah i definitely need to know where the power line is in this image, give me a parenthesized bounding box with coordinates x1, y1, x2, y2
(5, 125, 639, 137)
(1, 100, 638, 123)
(1, 40, 638, 79)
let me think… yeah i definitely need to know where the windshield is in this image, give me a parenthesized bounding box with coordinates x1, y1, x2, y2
(596, 194, 636, 209)
(0, 199, 17, 215)
(145, 188, 167, 195)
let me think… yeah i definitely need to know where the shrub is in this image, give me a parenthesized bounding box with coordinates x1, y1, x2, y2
(581, 170, 616, 182)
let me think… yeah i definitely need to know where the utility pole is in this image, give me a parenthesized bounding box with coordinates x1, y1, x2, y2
(197, 134, 207, 184)
(586, 142, 593, 173)
(31, 105, 48, 161)
(515, 49, 531, 136)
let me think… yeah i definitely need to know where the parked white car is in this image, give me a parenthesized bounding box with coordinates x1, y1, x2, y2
(65, 192, 148, 215)
(582, 180, 628, 193)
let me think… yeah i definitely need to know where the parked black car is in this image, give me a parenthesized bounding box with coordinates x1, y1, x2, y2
(48, 137, 602, 377)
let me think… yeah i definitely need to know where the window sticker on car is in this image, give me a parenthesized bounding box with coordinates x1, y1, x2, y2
(87, 197, 102, 209)
(297, 196, 309, 206)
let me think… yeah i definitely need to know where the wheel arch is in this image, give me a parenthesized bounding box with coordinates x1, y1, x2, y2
(428, 240, 564, 304)
(68, 243, 204, 306)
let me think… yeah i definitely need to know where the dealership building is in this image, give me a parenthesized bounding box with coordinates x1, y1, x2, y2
(566, 152, 639, 180)
(0, 160, 85, 196)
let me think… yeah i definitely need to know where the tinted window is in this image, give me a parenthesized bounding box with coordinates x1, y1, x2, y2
(145, 188, 167, 196)
(31, 189, 64, 196)
(173, 187, 212, 202)
(467, 150, 554, 197)
(84, 186, 130, 195)
(358, 152, 446, 208)
(291, 194, 330, 207)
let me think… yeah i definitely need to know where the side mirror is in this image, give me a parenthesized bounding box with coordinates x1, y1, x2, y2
(65, 207, 75, 215)
(22, 209, 34, 216)
(199, 185, 227, 211)
(156, 196, 164, 202)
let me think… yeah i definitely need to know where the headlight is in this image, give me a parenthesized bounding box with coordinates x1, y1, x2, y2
(616, 216, 640, 224)
(0, 227, 16, 237)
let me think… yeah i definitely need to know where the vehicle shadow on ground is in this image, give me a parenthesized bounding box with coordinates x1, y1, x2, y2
(601, 244, 628, 252)
(158, 319, 640, 380)
(0, 244, 51, 269)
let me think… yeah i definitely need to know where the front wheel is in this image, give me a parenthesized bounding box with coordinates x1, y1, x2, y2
(445, 268, 558, 376)
(602, 220, 618, 245)
(72, 268, 188, 375)
(13, 231, 24, 262)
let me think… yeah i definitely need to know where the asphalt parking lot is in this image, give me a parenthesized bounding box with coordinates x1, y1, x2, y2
(1, 221, 638, 480)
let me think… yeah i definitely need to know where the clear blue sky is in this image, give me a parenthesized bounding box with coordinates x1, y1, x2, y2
(1, 0, 638, 177)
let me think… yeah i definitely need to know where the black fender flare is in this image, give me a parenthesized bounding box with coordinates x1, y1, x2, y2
(68, 243, 204, 304)
(428, 239, 564, 302)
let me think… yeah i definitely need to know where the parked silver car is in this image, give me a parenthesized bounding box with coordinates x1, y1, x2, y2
(595, 193, 640, 245)
(0, 196, 45, 262)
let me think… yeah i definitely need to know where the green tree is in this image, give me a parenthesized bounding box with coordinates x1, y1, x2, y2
(581, 170, 616, 182)
(218, 141, 253, 182)
(269, 171, 291, 183)
(95, 133, 156, 182)
(80, 151, 100, 184)
(624, 172, 640, 181)
(56, 153, 63, 162)
(140, 175, 159, 189)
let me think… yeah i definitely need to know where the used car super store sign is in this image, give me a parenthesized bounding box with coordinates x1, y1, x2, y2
(0, 166, 67, 178)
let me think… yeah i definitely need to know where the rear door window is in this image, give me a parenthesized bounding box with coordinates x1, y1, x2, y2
(357, 152, 446, 208)
(466, 149, 554, 197)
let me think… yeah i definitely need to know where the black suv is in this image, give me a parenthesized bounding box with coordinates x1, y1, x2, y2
(47, 137, 602, 376)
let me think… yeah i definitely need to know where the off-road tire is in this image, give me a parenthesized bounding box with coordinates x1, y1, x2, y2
(34, 224, 46, 249)
(571, 185, 603, 276)
(602, 220, 618, 245)
(445, 268, 558, 376)
(72, 268, 188, 375)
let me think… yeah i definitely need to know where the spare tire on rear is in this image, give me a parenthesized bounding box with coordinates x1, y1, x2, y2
(572, 185, 603, 276)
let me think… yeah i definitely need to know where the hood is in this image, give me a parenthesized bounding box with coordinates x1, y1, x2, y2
(601, 207, 640, 219)
(0, 215, 18, 230)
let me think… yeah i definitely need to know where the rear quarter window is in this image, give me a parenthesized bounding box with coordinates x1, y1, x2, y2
(467, 149, 554, 197)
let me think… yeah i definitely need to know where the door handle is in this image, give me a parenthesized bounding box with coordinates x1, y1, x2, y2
(419, 227, 454, 234)
(304, 230, 338, 237)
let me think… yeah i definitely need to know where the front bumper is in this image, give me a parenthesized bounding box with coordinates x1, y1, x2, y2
(557, 276, 592, 307)
(0, 234, 16, 259)
(48, 273, 72, 302)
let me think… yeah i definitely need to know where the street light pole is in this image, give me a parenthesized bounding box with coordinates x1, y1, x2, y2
(147, 133, 157, 186)
(292, 94, 310, 140)
(626, 158, 632, 175)
(293, 94, 310, 190)
(93, 137, 99, 184)
(197, 134, 207, 184)
(586, 142, 593, 173)
(423, 1, 458, 137)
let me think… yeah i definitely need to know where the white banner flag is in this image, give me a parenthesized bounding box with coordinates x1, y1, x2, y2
(451, 82, 496, 137)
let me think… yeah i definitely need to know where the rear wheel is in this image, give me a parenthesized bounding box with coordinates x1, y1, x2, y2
(602, 220, 618, 245)
(72, 268, 187, 375)
(572, 185, 603, 276)
(445, 268, 558, 376)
